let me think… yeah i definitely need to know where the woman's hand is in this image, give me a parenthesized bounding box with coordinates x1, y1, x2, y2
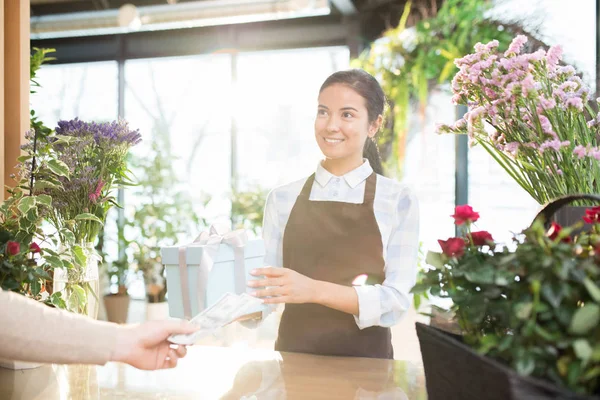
(248, 267, 318, 304)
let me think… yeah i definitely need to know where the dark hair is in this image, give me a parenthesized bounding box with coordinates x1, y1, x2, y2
(319, 69, 385, 175)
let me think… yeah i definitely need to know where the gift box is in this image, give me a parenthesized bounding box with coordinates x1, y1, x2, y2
(161, 224, 266, 319)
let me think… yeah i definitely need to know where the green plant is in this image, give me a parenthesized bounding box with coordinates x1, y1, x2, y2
(231, 185, 268, 235)
(0, 47, 68, 308)
(412, 204, 600, 395)
(354, 0, 523, 176)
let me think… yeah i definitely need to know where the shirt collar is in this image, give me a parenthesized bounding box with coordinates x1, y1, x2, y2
(314, 159, 373, 189)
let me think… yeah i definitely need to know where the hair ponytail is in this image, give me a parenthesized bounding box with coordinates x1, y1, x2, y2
(363, 137, 384, 175)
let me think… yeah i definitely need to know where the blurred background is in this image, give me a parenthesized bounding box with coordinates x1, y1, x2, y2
(27, 0, 597, 361)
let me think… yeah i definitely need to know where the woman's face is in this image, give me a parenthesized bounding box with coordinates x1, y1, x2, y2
(314, 84, 377, 166)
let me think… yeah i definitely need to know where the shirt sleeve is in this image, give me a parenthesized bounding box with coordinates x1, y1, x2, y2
(353, 186, 420, 329)
(241, 189, 282, 328)
(262, 189, 283, 269)
(0, 289, 120, 365)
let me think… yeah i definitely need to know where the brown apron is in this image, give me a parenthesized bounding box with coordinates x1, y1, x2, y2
(275, 172, 393, 359)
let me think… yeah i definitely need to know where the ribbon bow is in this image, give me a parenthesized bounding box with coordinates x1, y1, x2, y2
(178, 223, 249, 319)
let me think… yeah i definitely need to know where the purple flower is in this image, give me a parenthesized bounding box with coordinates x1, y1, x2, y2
(55, 118, 142, 147)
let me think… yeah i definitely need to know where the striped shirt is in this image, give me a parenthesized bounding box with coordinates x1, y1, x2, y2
(263, 159, 420, 329)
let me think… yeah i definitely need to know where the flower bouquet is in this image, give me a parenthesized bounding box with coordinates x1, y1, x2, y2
(437, 35, 600, 205)
(28, 118, 141, 317)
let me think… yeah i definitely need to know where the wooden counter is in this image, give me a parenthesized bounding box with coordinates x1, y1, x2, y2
(0, 346, 427, 399)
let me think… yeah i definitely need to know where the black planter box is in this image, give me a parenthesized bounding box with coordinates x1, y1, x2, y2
(416, 322, 599, 400)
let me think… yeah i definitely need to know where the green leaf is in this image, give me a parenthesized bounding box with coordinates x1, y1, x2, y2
(44, 255, 64, 269)
(17, 196, 36, 214)
(72, 245, 87, 267)
(573, 339, 592, 362)
(46, 159, 70, 178)
(74, 213, 104, 225)
(570, 304, 600, 335)
(59, 229, 76, 245)
(36, 194, 52, 207)
(425, 251, 444, 268)
(516, 352, 535, 375)
(465, 265, 495, 284)
(515, 303, 533, 320)
(50, 292, 66, 309)
(68, 284, 86, 312)
(583, 278, 600, 303)
(30, 279, 41, 296)
(34, 180, 61, 191)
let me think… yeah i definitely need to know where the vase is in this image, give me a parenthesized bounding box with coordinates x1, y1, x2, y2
(53, 242, 100, 319)
(416, 323, 597, 400)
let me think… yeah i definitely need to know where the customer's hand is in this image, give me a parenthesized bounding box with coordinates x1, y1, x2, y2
(112, 320, 199, 370)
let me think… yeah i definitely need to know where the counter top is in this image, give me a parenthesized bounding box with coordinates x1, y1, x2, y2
(0, 345, 427, 399)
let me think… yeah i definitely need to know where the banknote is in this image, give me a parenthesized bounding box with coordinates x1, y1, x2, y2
(168, 292, 264, 345)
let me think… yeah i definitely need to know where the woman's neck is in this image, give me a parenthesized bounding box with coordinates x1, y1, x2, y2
(321, 157, 364, 177)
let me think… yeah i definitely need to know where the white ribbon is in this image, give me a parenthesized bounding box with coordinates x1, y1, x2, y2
(178, 223, 249, 319)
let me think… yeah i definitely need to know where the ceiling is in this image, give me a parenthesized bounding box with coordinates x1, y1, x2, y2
(30, 0, 412, 43)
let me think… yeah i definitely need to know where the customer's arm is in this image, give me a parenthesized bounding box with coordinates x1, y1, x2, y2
(0, 290, 198, 369)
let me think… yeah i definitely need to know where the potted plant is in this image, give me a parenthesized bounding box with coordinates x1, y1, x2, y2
(102, 257, 130, 323)
(412, 197, 600, 399)
(437, 35, 600, 226)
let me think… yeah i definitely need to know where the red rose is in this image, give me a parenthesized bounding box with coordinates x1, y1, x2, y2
(583, 206, 600, 224)
(438, 238, 466, 258)
(470, 231, 494, 246)
(6, 241, 20, 256)
(547, 222, 571, 243)
(30, 243, 41, 253)
(451, 205, 480, 225)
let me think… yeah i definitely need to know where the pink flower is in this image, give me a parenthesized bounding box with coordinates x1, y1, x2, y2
(566, 97, 584, 111)
(89, 179, 105, 204)
(574, 145, 588, 158)
(504, 35, 528, 56)
(540, 139, 570, 152)
(29, 243, 41, 253)
(546, 45, 563, 68)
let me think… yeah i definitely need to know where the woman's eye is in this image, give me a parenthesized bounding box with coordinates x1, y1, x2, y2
(317, 109, 328, 116)
(343, 112, 353, 118)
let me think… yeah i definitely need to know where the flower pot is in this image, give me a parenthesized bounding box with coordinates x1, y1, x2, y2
(416, 323, 598, 400)
(0, 358, 42, 370)
(103, 293, 130, 324)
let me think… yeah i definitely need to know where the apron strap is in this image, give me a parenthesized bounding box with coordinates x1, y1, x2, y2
(362, 173, 377, 206)
(299, 173, 316, 199)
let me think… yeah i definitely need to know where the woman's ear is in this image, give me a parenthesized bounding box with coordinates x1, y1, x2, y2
(368, 115, 383, 138)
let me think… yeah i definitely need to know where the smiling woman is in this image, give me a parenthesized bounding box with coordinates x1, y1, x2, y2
(247, 69, 420, 360)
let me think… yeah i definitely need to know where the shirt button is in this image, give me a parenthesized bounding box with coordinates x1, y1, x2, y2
(333, 191, 339, 197)
(335, 178, 340, 182)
